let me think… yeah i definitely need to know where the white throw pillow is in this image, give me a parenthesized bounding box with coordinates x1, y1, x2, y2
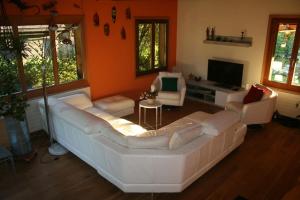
(59, 105, 113, 135)
(169, 125, 203, 149)
(59, 93, 93, 110)
(200, 111, 240, 136)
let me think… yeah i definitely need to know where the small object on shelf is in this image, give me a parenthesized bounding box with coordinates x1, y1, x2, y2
(211, 27, 215, 40)
(206, 27, 210, 40)
(203, 35, 252, 47)
(93, 12, 100, 26)
(112, 6, 117, 23)
(241, 31, 245, 40)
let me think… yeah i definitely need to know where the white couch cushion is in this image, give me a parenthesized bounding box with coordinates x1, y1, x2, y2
(93, 95, 135, 112)
(127, 135, 169, 149)
(57, 104, 113, 135)
(169, 125, 204, 149)
(59, 93, 93, 110)
(200, 111, 240, 136)
(84, 107, 116, 121)
(158, 91, 181, 100)
(100, 128, 169, 149)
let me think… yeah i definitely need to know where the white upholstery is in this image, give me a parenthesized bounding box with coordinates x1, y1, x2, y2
(200, 111, 240, 136)
(59, 93, 93, 110)
(39, 94, 247, 193)
(58, 104, 112, 135)
(151, 72, 186, 106)
(169, 125, 203, 149)
(225, 84, 278, 125)
(93, 95, 135, 117)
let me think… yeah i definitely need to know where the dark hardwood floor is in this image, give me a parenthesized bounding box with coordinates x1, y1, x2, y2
(1, 99, 300, 200)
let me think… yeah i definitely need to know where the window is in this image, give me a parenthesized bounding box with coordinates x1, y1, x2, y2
(263, 16, 300, 92)
(136, 19, 168, 76)
(0, 21, 86, 98)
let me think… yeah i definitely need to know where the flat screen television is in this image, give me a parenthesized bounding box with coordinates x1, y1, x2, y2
(207, 59, 243, 89)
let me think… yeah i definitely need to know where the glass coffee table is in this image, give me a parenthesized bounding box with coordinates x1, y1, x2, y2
(139, 100, 162, 130)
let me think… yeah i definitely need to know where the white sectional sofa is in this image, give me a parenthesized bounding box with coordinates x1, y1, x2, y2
(39, 93, 247, 193)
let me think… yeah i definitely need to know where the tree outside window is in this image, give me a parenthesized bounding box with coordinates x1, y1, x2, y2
(263, 16, 300, 92)
(0, 23, 85, 97)
(136, 19, 168, 76)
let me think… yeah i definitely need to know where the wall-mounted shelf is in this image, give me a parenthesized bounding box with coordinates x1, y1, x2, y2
(203, 35, 252, 47)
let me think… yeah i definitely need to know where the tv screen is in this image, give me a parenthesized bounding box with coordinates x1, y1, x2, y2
(207, 59, 243, 88)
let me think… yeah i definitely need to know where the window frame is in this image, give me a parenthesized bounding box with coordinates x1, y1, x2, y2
(135, 19, 169, 76)
(262, 15, 300, 93)
(0, 15, 87, 99)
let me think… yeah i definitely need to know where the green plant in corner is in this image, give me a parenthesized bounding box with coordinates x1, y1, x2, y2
(0, 26, 29, 121)
(0, 60, 28, 121)
(0, 3, 32, 155)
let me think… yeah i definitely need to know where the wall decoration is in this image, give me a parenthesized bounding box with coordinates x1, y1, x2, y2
(73, 3, 81, 9)
(126, 7, 131, 19)
(112, 6, 117, 23)
(9, 0, 40, 14)
(93, 12, 100, 26)
(104, 23, 110, 36)
(121, 27, 126, 40)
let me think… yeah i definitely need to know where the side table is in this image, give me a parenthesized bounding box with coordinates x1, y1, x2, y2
(139, 100, 162, 130)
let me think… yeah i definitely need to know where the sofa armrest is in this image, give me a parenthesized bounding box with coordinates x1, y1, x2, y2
(242, 98, 276, 124)
(226, 90, 248, 103)
(151, 77, 160, 92)
(179, 77, 186, 106)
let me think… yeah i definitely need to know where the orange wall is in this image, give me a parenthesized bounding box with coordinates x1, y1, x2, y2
(4, 0, 177, 100)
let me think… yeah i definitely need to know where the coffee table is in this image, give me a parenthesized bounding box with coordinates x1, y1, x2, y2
(139, 100, 162, 130)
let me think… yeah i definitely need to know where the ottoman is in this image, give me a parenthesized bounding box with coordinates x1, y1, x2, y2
(93, 95, 135, 117)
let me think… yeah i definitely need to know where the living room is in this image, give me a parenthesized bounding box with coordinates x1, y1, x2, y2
(0, 0, 300, 199)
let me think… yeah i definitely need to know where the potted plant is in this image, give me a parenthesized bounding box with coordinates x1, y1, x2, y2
(140, 91, 157, 105)
(0, 25, 32, 156)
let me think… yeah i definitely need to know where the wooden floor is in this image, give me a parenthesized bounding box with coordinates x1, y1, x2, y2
(1, 99, 300, 200)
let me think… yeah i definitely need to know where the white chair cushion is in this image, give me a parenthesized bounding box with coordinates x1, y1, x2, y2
(59, 93, 93, 110)
(108, 118, 147, 136)
(93, 95, 134, 112)
(158, 72, 182, 79)
(200, 111, 240, 136)
(169, 125, 204, 149)
(158, 91, 181, 100)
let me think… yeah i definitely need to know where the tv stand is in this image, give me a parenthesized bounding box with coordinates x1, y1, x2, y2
(186, 80, 243, 107)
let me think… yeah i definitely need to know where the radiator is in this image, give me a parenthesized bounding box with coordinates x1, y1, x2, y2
(275, 90, 300, 118)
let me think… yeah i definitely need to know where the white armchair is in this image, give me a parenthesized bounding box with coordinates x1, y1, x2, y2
(225, 84, 278, 125)
(151, 72, 186, 106)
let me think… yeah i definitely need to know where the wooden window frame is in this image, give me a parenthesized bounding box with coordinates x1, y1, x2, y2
(262, 15, 300, 93)
(0, 15, 87, 99)
(135, 19, 169, 77)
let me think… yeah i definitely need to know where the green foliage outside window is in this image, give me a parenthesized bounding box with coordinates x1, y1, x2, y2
(136, 20, 168, 75)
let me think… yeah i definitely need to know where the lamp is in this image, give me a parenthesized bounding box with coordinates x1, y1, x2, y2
(41, 65, 67, 156)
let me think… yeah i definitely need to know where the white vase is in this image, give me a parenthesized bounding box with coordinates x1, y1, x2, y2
(147, 98, 155, 105)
